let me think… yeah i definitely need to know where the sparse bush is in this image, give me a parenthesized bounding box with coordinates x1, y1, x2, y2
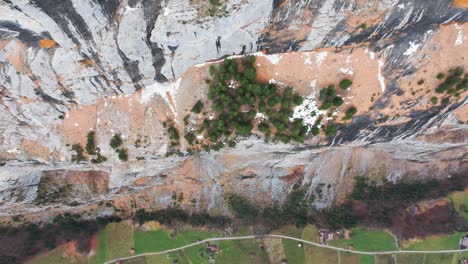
(168, 125, 180, 141)
(91, 153, 107, 164)
(311, 126, 320, 136)
(430, 97, 438, 104)
(343, 107, 357, 120)
(325, 125, 337, 137)
(227, 193, 258, 220)
(85, 131, 96, 155)
(117, 148, 128, 161)
(417, 79, 424, 85)
(453, 66, 464, 76)
(191, 100, 204, 114)
(339, 79, 352, 89)
(185, 132, 195, 145)
(109, 133, 123, 149)
(436, 73, 446, 79)
(333, 97, 343, 106)
(71, 144, 85, 163)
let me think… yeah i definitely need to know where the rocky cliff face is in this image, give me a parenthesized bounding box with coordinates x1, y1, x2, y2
(0, 0, 467, 222)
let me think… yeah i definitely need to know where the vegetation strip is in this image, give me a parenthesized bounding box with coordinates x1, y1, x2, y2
(103, 234, 468, 264)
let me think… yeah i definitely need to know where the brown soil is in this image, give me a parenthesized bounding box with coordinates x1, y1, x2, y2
(21, 139, 51, 161)
(88, 233, 98, 256)
(254, 45, 382, 120)
(37, 170, 110, 203)
(380, 23, 468, 118)
(262, 238, 286, 264)
(38, 39, 57, 49)
(396, 203, 462, 239)
(454, 0, 468, 8)
(453, 103, 468, 122)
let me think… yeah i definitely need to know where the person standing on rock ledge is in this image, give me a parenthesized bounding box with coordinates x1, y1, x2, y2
(216, 36, 222, 53)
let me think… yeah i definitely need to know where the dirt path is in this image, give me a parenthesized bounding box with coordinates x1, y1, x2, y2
(104, 234, 468, 264)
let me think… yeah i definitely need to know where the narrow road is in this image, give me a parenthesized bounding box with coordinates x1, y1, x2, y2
(104, 234, 468, 264)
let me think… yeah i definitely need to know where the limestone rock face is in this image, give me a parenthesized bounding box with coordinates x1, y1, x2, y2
(0, 0, 467, 220)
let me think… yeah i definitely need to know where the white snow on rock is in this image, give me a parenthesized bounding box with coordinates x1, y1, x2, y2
(339, 67, 353, 75)
(140, 78, 181, 116)
(315, 52, 328, 66)
(290, 96, 327, 132)
(268, 79, 287, 86)
(377, 60, 386, 92)
(264, 53, 282, 65)
(455, 24, 464, 46)
(255, 113, 268, 120)
(403, 41, 421, 56)
(310, 79, 317, 89)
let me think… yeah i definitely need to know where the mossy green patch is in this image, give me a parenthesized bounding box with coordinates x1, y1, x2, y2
(274, 225, 305, 264)
(134, 228, 220, 254)
(328, 228, 397, 252)
(302, 225, 339, 264)
(89, 230, 107, 264)
(105, 222, 134, 261)
(450, 190, 468, 221)
(404, 232, 464, 250)
(216, 238, 269, 264)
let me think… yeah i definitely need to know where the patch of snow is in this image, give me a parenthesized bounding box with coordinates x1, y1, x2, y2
(310, 79, 317, 89)
(369, 51, 375, 60)
(269, 79, 286, 86)
(163, 7, 170, 16)
(290, 96, 327, 132)
(377, 60, 386, 92)
(264, 53, 282, 65)
(397, 3, 405, 9)
(304, 53, 312, 66)
(315, 52, 328, 66)
(140, 78, 181, 116)
(455, 24, 463, 46)
(339, 67, 353, 75)
(208, 113, 216, 120)
(403, 41, 421, 56)
(346, 56, 351, 64)
(7, 149, 20, 154)
(196, 134, 204, 140)
(255, 113, 267, 120)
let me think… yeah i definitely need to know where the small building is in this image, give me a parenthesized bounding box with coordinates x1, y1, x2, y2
(319, 229, 335, 244)
(460, 235, 468, 250)
(205, 242, 218, 253)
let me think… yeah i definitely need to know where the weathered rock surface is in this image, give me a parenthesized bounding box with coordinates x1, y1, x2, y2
(0, 0, 467, 221)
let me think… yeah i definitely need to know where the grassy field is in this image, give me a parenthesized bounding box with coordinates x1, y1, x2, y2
(145, 251, 190, 264)
(302, 225, 339, 264)
(105, 222, 135, 261)
(216, 238, 270, 264)
(133, 228, 220, 254)
(89, 230, 107, 264)
(450, 190, 468, 221)
(273, 225, 305, 264)
(329, 227, 397, 252)
(328, 227, 397, 264)
(27, 221, 468, 264)
(404, 232, 464, 250)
